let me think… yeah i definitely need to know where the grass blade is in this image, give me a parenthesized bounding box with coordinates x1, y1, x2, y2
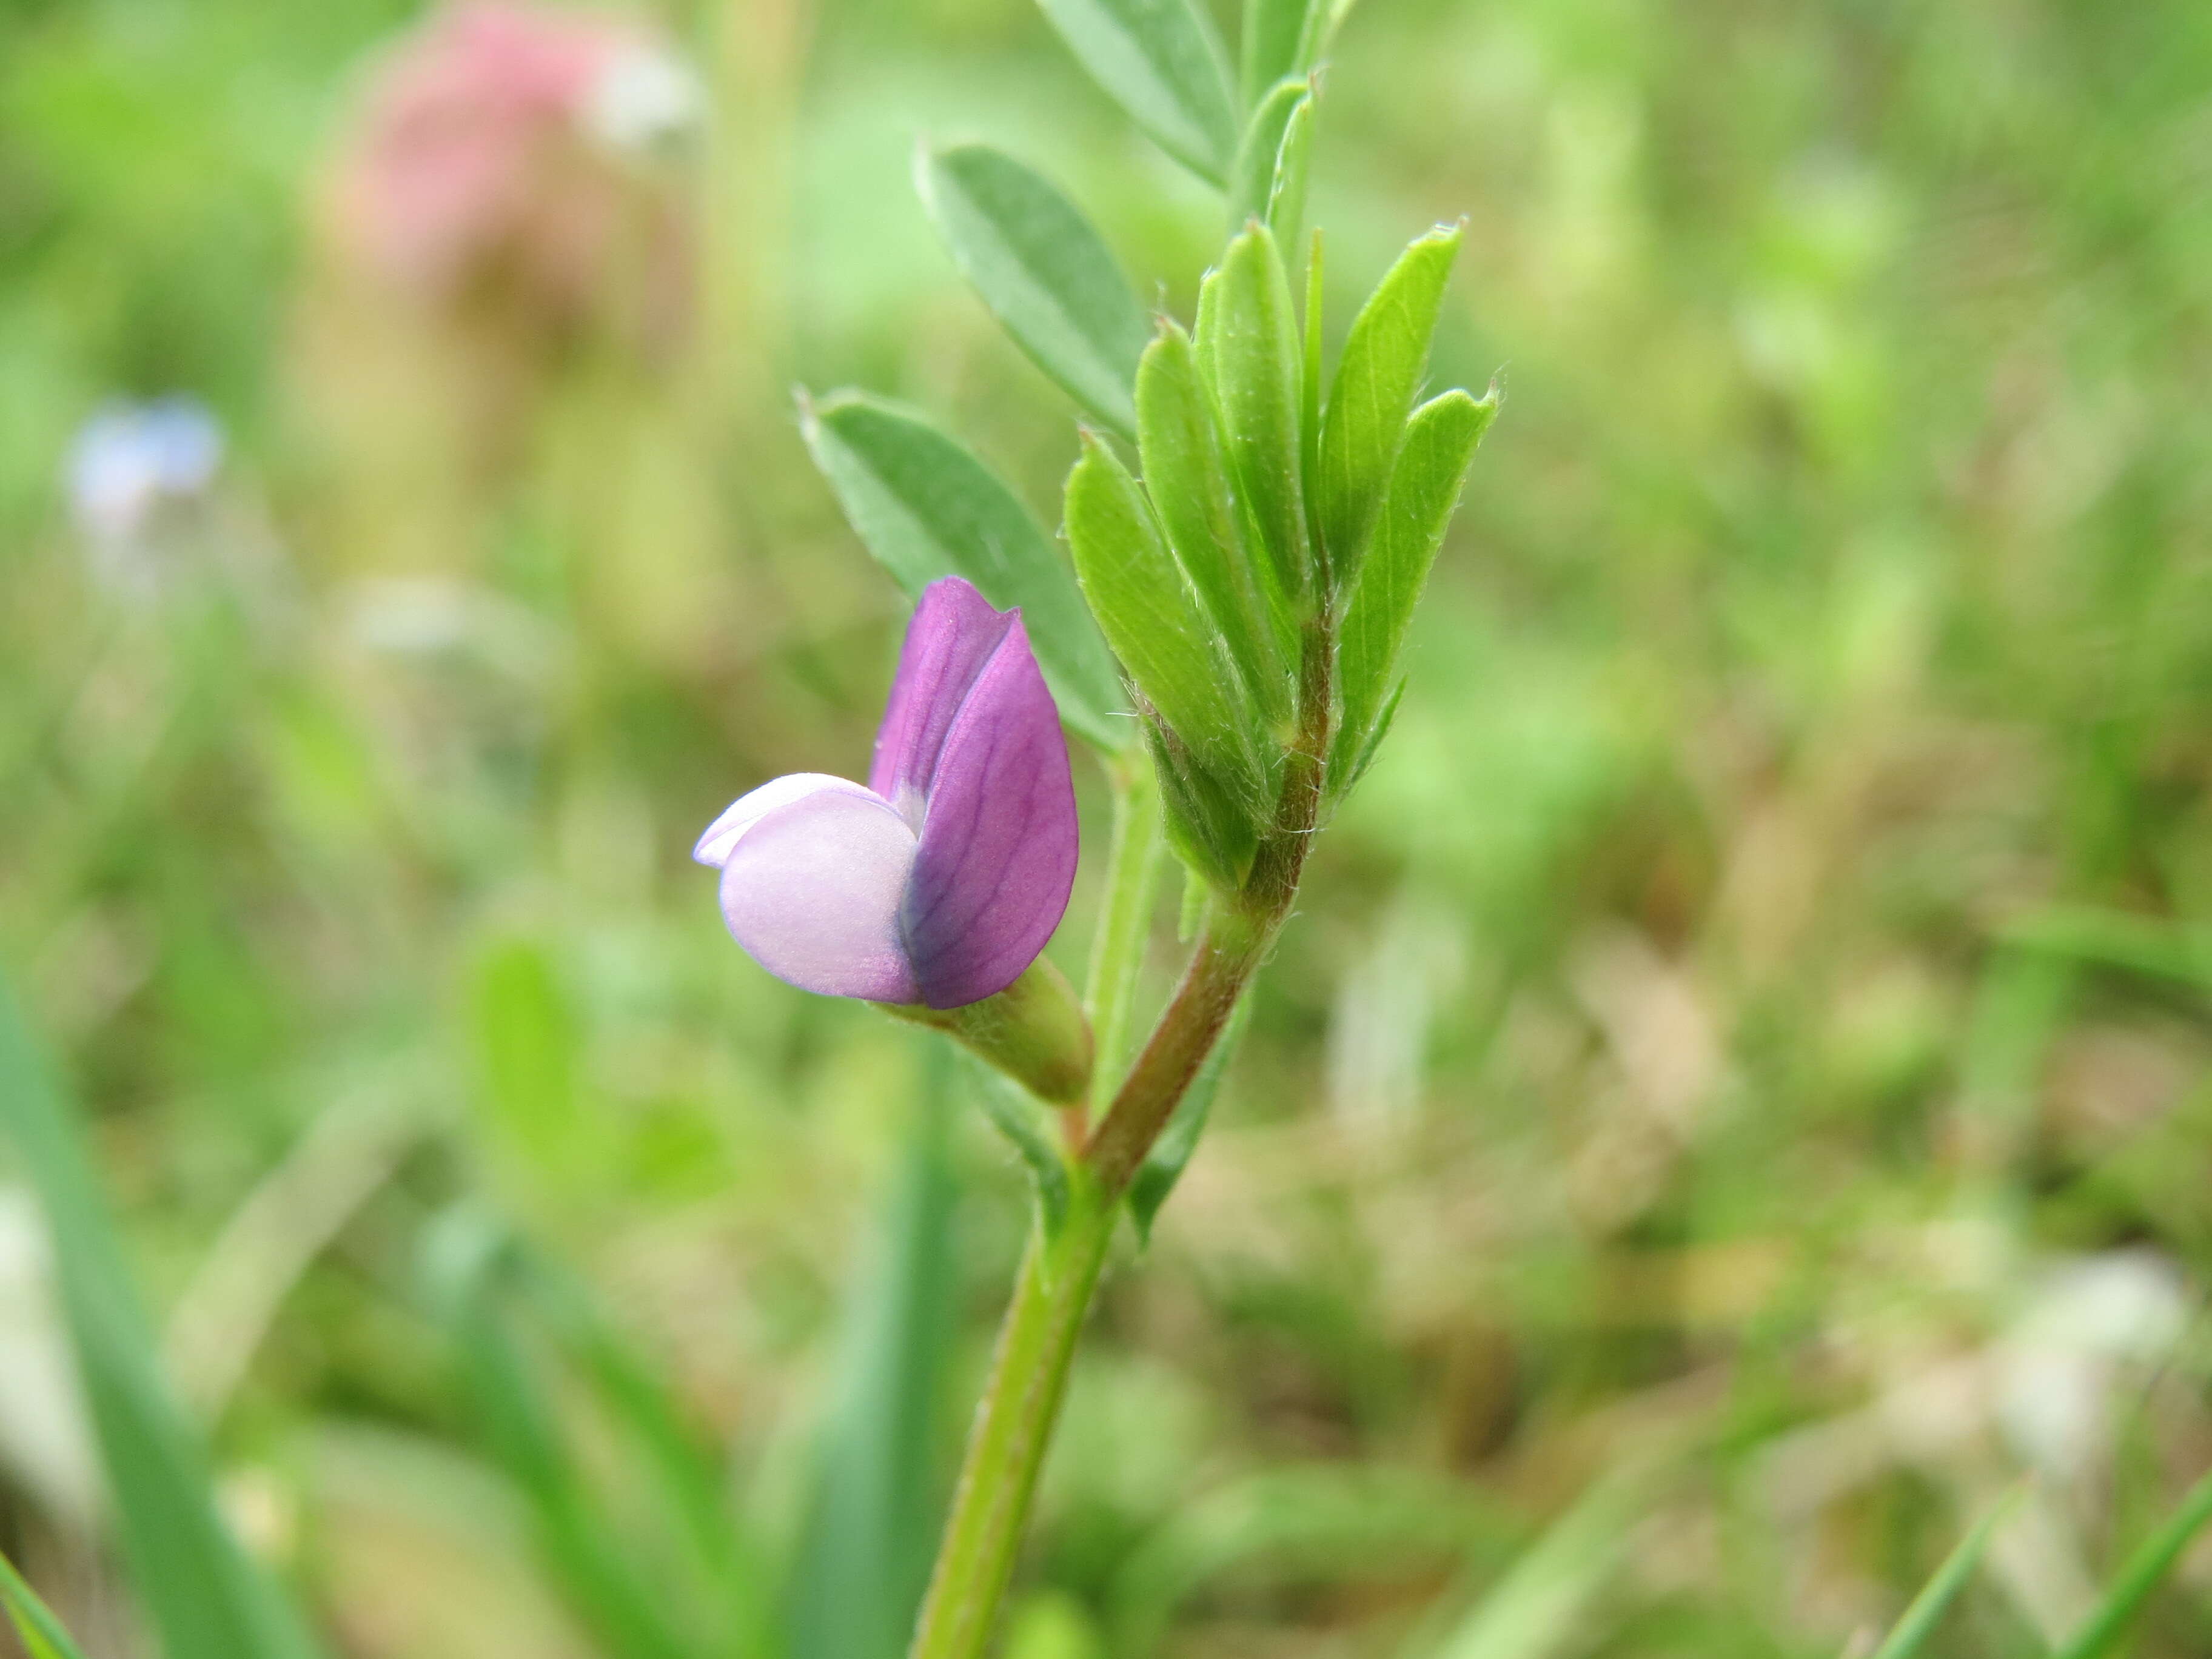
(788, 1038, 964, 1659)
(423, 1212, 759, 1659)
(2051, 1465, 2212, 1659)
(1866, 1487, 2024, 1659)
(0, 1547, 90, 1659)
(0, 972, 327, 1659)
(1421, 1463, 1654, 1659)
(916, 144, 1150, 438)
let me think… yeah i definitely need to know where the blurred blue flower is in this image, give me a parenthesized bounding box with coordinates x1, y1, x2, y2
(66, 396, 225, 555)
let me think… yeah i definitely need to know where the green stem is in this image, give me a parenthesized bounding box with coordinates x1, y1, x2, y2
(1083, 748, 1165, 1118)
(905, 1177, 1114, 1659)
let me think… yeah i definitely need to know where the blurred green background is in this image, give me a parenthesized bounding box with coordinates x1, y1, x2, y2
(4, 0, 2211, 1655)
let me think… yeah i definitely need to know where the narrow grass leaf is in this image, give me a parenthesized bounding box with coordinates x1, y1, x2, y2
(1868, 1487, 2025, 1659)
(801, 392, 1127, 749)
(0, 973, 327, 1659)
(1036, 0, 1238, 183)
(0, 1549, 90, 1659)
(1316, 223, 1463, 590)
(2052, 1465, 2212, 1659)
(1212, 223, 1311, 609)
(1238, 0, 1321, 107)
(1130, 991, 1250, 1239)
(790, 1041, 963, 1659)
(1330, 386, 1496, 797)
(1136, 322, 1292, 723)
(422, 1213, 740, 1659)
(1066, 432, 1270, 805)
(916, 145, 1150, 438)
(1421, 1463, 1654, 1659)
(1111, 1463, 1518, 1657)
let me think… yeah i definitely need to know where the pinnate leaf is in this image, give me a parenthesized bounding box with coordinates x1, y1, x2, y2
(1037, 0, 1238, 183)
(0, 1550, 89, 1659)
(916, 144, 1150, 438)
(1316, 223, 1463, 590)
(800, 392, 1127, 749)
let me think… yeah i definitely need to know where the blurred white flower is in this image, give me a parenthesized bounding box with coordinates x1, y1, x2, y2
(1995, 1249, 2187, 1477)
(583, 40, 704, 156)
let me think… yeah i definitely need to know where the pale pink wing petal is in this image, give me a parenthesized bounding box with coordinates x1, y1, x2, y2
(707, 776, 922, 1003)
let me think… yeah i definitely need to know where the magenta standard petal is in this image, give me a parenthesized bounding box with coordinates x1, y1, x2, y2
(868, 577, 1013, 829)
(705, 775, 923, 1003)
(900, 612, 1079, 1008)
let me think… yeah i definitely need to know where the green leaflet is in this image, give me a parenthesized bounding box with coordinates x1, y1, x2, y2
(1128, 991, 1250, 1239)
(1227, 76, 1311, 244)
(0, 1549, 90, 1659)
(800, 392, 1128, 749)
(1329, 386, 1497, 800)
(1065, 432, 1271, 807)
(789, 1041, 963, 1659)
(1036, 0, 1239, 184)
(1866, 1489, 2023, 1659)
(1135, 321, 1293, 725)
(1238, 0, 1322, 109)
(0, 974, 327, 1659)
(915, 144, 1150, 438)
(1316, 223, 1464, 591)
(1210, 224, 1312, 612)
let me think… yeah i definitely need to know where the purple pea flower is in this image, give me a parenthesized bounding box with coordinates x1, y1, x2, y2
(695, 577, 1079, 1010)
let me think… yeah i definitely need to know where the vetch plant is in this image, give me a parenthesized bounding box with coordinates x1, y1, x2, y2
(707, 3, 1500, 1651)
